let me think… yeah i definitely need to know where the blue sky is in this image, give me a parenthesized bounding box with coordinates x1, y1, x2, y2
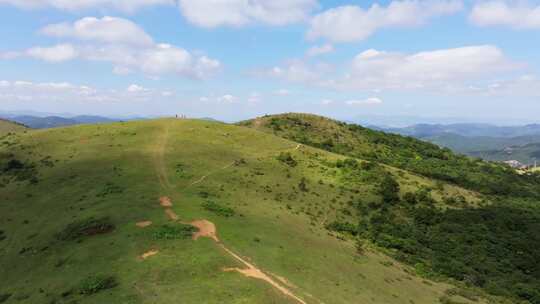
(0, 0, 539, 124)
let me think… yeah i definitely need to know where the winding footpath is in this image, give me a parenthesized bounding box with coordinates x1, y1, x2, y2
(149, 121, 309, 304)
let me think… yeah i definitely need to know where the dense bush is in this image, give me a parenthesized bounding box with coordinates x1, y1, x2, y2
(153, 224, 196, 240)
(56, 218, 115, 241)
(366, 204, 540, 304)
(326, 221, 358, 235)
(202, 201, 235, 217)
(79, 275, 118, 295)
(277, 152, 297, 167)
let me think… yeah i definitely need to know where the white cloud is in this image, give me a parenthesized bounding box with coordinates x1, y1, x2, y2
(178, 0, 318, 28)
(264, 60, 330, 83)
(217, 94, 237, 103)
(4, 17, 222, 79)
(308, 0, 463, 43)
(26, 44, 77, 62)
(345, 97, 383, 106)
(342, 45, 518, 91)
(0, 79, 174, 103)
(41, 16, 154, 46)
(470, 1, 540, 29)
(320, 99, 334, 105)
(0, 0, 173, 12)
(306, 44, 334, 57)
(126, 84, 148, 93)
(274, 89, 290, 96)
(265, 45, 524, 95)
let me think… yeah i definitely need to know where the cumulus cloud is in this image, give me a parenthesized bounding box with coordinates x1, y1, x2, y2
(0, 80, 174, 103)
(470, 1, 540, 29)
(345, 97, 383, 106)
(342, 45, 517, 91)
(306, 44, 334, 57)
(178, 0, 318, 28)
(0, 0, 173, 12)
(217, 94, 237, 103)
(308, 0, 463, 43)
(41, 17, 154, 46)
(263, 60, 331, 84)
(126, 84, 148, 93)
(264, 45, 525, 94)
(4, 17, 221, 79)
(274, 89, 290, 96)
(26, 44, 77, 62)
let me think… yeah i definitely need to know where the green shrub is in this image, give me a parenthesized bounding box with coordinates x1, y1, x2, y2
(153, 224, 196, 240)
(0, 293, 11, 303)
(326, 221, 358, 236)
(277, 152, 297, 167)
(79, 275, 118, 295)
(56, 217, 115, 241)
(299, 177, 308, 192)
(96, 182, 123, 197)
(202, 201, 235, 217)
(379, 174, 400, 204)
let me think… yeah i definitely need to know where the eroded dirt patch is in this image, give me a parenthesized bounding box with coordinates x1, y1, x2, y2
(222, 263, 306, 304)
(190, 220, 219, 242)
(159, 196, 173, 207)
(165, 209, 179, 221)
(136, 221, 152, 228)
(141, 249, 159, 260)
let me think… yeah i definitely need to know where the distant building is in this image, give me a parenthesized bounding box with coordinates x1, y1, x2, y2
(503, 160, 525, 169)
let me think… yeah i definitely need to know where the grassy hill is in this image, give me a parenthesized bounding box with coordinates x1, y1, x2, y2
(0, 117, 537, 304)
(239, 113, 540, 198)
(0, 119, 27, 135)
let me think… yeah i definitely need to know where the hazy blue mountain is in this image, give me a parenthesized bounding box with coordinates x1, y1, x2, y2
(380, 123, 540, 164)
(385, 123, 540, 138)
(3, 115, 120, 129)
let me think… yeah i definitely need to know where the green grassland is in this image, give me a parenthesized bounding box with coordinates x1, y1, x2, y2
(240, 113, 540, 198)
(0, 119, 27, 135)
(0, 117, 536, 304)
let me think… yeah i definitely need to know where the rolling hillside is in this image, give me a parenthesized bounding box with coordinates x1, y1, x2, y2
(240, 113, 540, 198)
(0, 117, 538, 304)
(0, 119, 27, 135)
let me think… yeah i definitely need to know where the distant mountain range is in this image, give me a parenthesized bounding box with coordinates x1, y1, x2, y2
(380, 123, 540, 164)
(0, 115, 120, 129)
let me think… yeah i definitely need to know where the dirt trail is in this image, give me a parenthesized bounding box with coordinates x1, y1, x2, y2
(151, 122, 309, 304)
(189, 220, 307, 304)
(154, 124, 172, 189)
(189, 161, 235, 187)
(165, 208, 179, 221)
(190, 220, 219, 242)
(220, 245, 307, 304)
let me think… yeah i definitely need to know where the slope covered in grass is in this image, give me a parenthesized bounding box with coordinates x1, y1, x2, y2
(0, 118, 502, 304)
(239, 113, 540, 198)
(240, 113, 540, 304)
(0, 119, 27, 135)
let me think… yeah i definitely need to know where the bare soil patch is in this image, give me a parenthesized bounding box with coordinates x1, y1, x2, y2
(136, 221, 152, 228)
(165, 209, 179, 221)
(141, 249, 159, 259)
(190, 220, 219, 242)
(159, 196, 172, 207)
